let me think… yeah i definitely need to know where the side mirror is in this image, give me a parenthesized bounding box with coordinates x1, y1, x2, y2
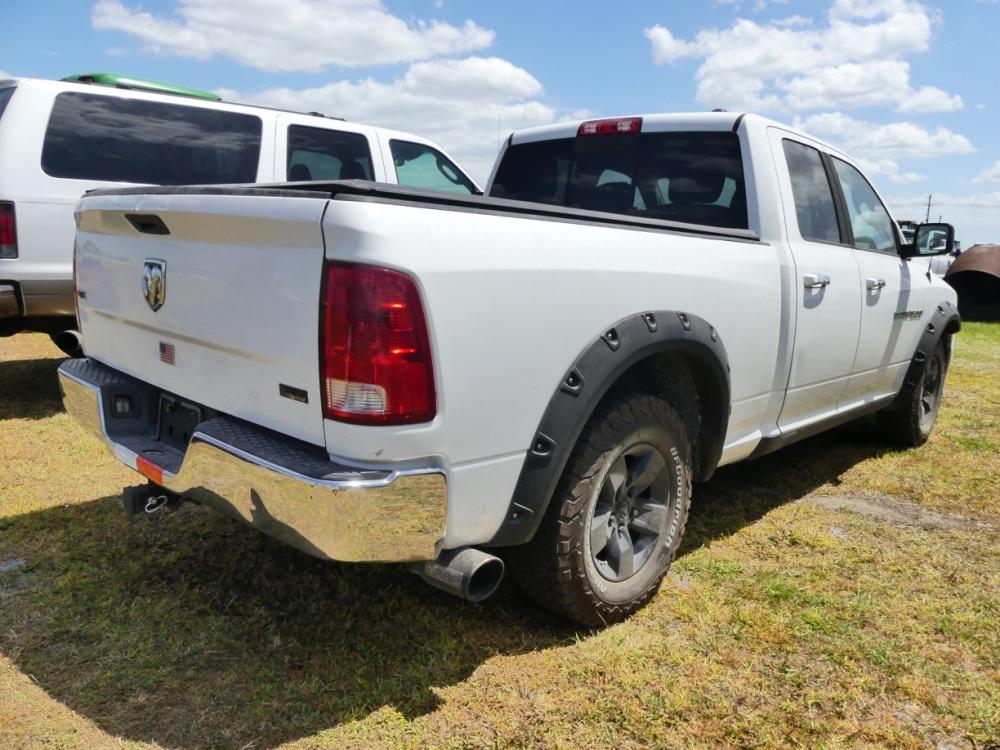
(901, 222, 955, 258)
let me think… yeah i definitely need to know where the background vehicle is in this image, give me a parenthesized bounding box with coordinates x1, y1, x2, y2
(0, 73, 478, 355)
(60, 112, 960, 626)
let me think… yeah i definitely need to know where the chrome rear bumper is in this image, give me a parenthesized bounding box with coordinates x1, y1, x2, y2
(58, 358, 447, 563)
(0, 284, 19, 319)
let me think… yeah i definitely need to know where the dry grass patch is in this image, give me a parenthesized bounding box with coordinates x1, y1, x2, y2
(0, 327, 997, 749)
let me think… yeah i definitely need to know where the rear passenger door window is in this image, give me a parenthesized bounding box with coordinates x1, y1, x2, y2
(286, 125, 373, 181)
(782, 140, 841, 244)
(830, 158, 898, 254)
(389, 140, 476, 194)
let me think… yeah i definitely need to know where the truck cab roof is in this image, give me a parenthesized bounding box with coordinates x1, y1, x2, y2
(507, 112, 847, 158)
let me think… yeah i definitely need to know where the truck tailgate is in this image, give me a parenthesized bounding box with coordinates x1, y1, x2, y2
(75, 190, 330, 446)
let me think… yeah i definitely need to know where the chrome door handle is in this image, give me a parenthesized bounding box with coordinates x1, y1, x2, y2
(866, 277, 886, 291)
(803, 274, 831, 289)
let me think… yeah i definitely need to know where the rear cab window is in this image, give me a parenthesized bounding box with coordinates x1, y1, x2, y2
(490, 130, 748, 230)
(41, 91, 263, 184)
(286, 125, 373, 181)
(389, 140, 476, 194)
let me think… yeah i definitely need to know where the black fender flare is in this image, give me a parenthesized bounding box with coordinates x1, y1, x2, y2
(488, 310, 731, 547)
(887, 299, 961, 410)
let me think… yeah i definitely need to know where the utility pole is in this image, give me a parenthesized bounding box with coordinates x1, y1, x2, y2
(925, 193, 932, 222)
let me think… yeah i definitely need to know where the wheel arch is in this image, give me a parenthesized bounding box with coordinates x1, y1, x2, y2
(487, 310, 731, 547)
(887, 299, 961, 411)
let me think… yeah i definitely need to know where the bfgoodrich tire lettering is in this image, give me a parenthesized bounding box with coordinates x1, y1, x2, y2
(510, 392, 692, 627)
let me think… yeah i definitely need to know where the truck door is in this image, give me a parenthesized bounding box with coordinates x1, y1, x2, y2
(273, 115, 387, 183)
(828, 157, 924, 408)
(770, 132, 862, 432)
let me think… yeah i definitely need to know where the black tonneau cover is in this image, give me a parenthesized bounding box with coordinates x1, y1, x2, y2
(85, 179, 761, 243)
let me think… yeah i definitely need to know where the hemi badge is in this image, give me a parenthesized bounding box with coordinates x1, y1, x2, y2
(279, 384, 309, 403)
(159, 341, 176, 365)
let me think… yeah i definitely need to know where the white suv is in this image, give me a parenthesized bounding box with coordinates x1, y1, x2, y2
(0, 74, 479, 354)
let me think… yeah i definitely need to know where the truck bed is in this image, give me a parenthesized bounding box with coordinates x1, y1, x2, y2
(86, 179, 761, 242)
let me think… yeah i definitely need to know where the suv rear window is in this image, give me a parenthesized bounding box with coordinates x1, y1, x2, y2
(490, 131, 748, 229)
(0, 87, 15, 120)
(41, 92, 262, 184)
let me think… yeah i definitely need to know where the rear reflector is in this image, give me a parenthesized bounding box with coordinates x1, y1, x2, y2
(136, 456, 164, 485)
(0, 202, 16, 259)
(578, 117, 642, 136)
(321, 262, 435, 425)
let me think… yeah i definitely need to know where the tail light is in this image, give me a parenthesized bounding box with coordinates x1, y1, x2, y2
(0, 202, 16, 259)
(320, 261, 436, 425)
(577, 117, 642, 136)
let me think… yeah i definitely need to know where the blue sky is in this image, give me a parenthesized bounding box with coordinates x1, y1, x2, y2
(4, 0, 1000, 242)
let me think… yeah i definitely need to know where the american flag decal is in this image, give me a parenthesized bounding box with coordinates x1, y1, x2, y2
(159, 341, 175, 365)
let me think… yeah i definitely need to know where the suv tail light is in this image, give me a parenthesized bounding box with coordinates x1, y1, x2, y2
(577, 117, 642, 136)
(72, 239, 81, 328)
(0, 202, 16, 259)
(320, 261, 436, 425)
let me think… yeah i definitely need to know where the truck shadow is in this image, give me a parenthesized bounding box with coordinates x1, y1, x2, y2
(0, 498, 570, 750)
(0, 425, 892, 749)
(0, 355, 65, 420)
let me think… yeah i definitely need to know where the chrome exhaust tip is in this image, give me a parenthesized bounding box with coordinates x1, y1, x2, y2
(51, 329, 83, 358)
(409, 547, 505, 603)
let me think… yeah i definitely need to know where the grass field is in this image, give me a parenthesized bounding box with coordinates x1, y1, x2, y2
(1, 326, 997, 750)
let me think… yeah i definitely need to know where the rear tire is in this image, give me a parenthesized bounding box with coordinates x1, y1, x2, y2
(510, 392, 692, 627)
(877, 341, 948, 447)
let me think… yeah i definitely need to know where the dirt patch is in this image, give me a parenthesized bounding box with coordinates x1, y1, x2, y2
(807, 493, 994, 532)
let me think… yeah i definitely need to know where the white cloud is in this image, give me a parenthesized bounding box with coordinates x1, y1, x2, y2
(854, 157, 926, 184)
(644, 26, 698, 64)
(224, 57, 558, 182)
(772, 15, 813, 27)
(645, 0, 962, 113)
(897, 85, 963, 113)
(973, 160, 1000, 183)
(795, 112, 974, 159)
(795, 112, 974, 186)
(887, 191, 1000, 243)
(92, 0, 494, 71)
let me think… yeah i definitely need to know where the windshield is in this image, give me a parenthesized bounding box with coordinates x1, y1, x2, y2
(390, 140, 477, 194)
(490, 131, 748, 229)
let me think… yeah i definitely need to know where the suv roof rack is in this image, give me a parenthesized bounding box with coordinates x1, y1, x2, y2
(62, 73, 348, 121)
(61, 73, 222, 102)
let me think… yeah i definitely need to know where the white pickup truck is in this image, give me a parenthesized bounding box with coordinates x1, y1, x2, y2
(59, 113, 961, 626)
